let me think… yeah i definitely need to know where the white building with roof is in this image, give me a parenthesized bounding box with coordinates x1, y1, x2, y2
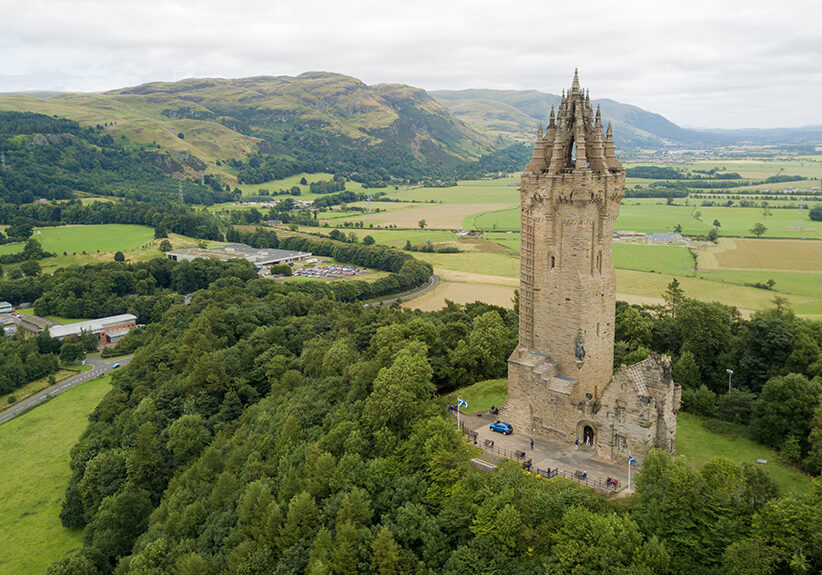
(48, 314, 138, 346)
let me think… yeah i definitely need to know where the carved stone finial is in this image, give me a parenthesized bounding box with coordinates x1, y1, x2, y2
(538, 122, 543, 138)
(572, 68, 580, 92)
(549, 106, 555, 128)
(595, 104, 601, 125)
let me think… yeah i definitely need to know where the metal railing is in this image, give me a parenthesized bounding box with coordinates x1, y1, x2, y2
(458, 419, 623, 493)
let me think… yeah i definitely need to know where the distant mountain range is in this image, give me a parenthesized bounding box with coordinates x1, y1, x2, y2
(430, 89, 822, 150)
(0, 72, 819, 187)
(430, 88, 719, 149)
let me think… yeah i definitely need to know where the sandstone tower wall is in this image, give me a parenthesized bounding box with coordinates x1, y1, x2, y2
(504, 71, 679, 461)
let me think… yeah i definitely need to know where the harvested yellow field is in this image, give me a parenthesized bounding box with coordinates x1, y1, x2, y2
(709, 238, 822, 271)
(436, 270, 519, 286)
(344, 203, 509, 229)
(405, 281, 515, 311)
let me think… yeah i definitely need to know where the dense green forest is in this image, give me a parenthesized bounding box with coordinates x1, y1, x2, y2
(43, 272, 821, 575)
(0, 112, 234, 205)
(0, 257, 257, 396)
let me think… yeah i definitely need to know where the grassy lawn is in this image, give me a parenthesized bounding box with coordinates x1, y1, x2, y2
(615, 269, 813, 314)
(0, 224, 155, 257)
(676, 413, 813, 496)
(0, 375, 112, 575)
(3, 229, 224, 275)
(0, 364, 93, 408)
(415, 251, 520, 277)
(385, 176, 519, 204)
(442, 379, 508, 414)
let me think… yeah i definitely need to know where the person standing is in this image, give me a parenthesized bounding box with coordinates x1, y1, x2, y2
(530, 437, 534, 450)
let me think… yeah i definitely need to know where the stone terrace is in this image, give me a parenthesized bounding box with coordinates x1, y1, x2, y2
(461, 410, 635, 492)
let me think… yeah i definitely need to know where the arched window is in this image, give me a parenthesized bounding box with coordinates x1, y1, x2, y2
(550, 255, 556, 269)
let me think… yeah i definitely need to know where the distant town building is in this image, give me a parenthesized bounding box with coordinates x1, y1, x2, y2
(615, 231, 645, 239)
(0, 301, 12, 314)
(1, 313, 18, 335)
(48, 314, 137, 346)
(166, 243, 311, 272)
(645, 233, 682, 244)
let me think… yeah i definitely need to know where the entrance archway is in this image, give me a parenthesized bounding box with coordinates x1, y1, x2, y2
(583, 425, 594, 447)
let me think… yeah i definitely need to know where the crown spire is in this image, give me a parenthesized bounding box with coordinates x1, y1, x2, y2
(548, 106, 555, 128)
(538, 122, 543, 138)
(571, 68, 580, 92)
(595, 104, 601, 126)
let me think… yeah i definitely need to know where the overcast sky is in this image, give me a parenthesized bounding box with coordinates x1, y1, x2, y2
(2, 0, 820, 129)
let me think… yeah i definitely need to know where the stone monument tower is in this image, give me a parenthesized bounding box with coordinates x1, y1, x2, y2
(504, 71, 680, 461)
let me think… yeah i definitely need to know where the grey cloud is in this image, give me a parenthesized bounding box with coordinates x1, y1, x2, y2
(1, 0, 821, 128)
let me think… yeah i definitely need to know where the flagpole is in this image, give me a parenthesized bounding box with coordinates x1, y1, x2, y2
(457, 396, 461, 431)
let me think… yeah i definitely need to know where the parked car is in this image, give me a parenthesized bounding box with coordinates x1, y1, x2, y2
(490, 421, 513, 435)
(112, 363, 120, 369)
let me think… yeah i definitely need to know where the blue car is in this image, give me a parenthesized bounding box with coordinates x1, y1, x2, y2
(490, 421, 513, 435)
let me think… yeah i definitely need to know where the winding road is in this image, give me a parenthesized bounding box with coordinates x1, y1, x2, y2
(364, 275, 439, 307)
(0, 355, 132, 425)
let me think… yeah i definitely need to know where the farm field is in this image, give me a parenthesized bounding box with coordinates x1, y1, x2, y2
(471, 202, 822, 238)
(0, 224, 155, 257)
(239, 172, 366, 199)
(387, 176, 519, 204)
(1, 226, 224, 274)
(407, 280, 516, 311)
(704, 237, 822, 271)
(291, 210, 822, 316)
(335, 202, 510, 229)
(0, 375, 112, 575)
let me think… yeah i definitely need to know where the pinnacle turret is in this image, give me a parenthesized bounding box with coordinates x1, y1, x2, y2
(525, 71, 621, 175)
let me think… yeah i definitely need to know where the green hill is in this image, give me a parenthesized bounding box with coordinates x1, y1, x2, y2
(0, 73, 496, 186)
(0, 111, 232, 204)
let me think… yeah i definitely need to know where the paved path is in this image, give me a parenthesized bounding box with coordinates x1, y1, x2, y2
(462, 410, 632, 489)
(0, 355, 132, 425)
(364, 275, 439, 307)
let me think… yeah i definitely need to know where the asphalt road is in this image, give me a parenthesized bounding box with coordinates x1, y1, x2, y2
(364, 275, 439, 307)
(0, 355, 132, 426)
